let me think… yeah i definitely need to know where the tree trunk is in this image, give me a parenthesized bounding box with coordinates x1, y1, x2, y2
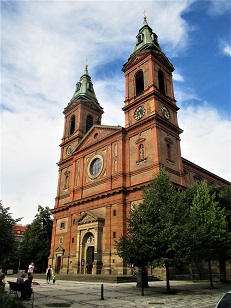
(219, 257, 227, 282)
(208, 260, 214, 289)
(136, 266, 149, 288)
(196, 263, 202, 280)
(165, 262, 171, 294)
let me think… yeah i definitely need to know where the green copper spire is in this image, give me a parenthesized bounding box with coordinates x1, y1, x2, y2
(132, 15, 162, 54)
(71, 64, 98, 102)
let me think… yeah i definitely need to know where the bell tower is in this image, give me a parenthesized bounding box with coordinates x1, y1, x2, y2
(122, 16, 185, 186)
(59, 65, 104, 161)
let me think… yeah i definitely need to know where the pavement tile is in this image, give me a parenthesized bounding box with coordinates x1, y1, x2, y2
(5, 277, 231, 308)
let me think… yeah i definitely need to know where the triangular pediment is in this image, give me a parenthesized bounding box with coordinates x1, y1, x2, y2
(64, 97, 103, 115)
(73, 125, 123, 153)
(123, 48, 174, 72)
(76, 211, 104, 226)
(122, 51, 150, 71)
(55, 246, 65, 252)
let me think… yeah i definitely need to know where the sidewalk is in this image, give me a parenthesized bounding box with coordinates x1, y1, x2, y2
(6, 276, 230, 308)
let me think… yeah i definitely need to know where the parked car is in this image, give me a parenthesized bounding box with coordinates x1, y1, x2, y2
(215, 291, 231, 308)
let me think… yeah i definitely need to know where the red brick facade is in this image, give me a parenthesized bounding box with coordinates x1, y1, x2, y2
(49, 17, 230, 275)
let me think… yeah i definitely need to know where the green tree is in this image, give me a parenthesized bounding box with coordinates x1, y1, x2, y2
(210, 185, 231, 282)
(116, 169, 189, 293)
(19, 205, 53, 273)
(0, 201, 21, 271)
(188, 181, 230, 288)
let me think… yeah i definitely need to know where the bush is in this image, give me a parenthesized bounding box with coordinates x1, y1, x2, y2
(0, 292, 25, 307)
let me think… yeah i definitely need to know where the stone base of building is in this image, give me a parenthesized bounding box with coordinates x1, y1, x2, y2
(48, 254, 231, 282)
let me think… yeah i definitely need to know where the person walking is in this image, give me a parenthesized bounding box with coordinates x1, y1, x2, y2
(46, 265, 53, 284)
(27, 262, 35, 278)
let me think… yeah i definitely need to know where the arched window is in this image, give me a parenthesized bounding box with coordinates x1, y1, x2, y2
(135, 70, 144, 96)
(86, 115, 93, 132)
(158, 70, 165, 95)
(87, 82, 93, 92)
(70, 115, 75, 135)
(137, 34, 143, 44)
(76, 82, 81, 91)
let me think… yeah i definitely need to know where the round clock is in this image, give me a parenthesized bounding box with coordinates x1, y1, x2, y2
(162, 106, 170, 119)
(134, 106, 145, 120)
(66, 145, 73, 155)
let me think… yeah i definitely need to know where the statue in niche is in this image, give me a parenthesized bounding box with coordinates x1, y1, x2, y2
(64, 171, 70, 190)
(139, 144, 144, 160)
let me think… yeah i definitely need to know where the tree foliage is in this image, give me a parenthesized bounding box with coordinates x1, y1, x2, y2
(116, 169, 231, 291)
(19, 205, 53, 273)
(115, 168, 189, 293)
(0, 201, 21, 270)
(186, 182, 230, 288)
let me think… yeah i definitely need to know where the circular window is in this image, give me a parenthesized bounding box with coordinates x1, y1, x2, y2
(90, 158, 102, 176)
(87, 155, 103, 179)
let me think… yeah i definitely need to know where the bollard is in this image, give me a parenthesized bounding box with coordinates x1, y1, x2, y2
(101, 283, 104, 300)
(141, 282, 144, 296)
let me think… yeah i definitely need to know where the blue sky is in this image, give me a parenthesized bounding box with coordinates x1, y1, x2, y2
(1, 0, 230, 225)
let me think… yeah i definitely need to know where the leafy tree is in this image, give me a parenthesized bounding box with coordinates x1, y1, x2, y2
(19, 205, 53, 273)
(210, 185, 231, 282)
(0, 201, 21, 271)
(188, 181, 230, 288)
(116, 168, 189, 293)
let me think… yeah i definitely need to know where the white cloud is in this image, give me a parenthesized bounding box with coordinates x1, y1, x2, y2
(174, 86, 200, 107)
(217, 38, 231, 57)
(223, 44, 231, 56)
(179, 104, 231, 181)
(206, 0, 231, 16)
(173, 70, 184, 82)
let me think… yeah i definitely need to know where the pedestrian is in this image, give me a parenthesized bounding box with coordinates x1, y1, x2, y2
(86, 262, 89, 274)
(23, 275, 33, 299)
(27, 262, 35, 278)
(16, 273, 26, 284)
(52, 274, 56, 284)
(46, 265, 53, 284)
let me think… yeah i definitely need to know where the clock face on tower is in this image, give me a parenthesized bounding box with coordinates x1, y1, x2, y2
(162, 106, 170, 119)
(66, 145, 73, 155)
(134, 106, 145, 120)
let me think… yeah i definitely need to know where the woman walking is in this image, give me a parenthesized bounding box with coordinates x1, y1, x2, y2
(46, 265, 53, 284)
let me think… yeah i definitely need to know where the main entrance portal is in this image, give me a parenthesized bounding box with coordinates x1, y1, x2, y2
(86, 246, 94, 274)
(76, 211, 104, 275)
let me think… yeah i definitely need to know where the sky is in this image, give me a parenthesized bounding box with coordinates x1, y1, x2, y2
(1, 0, 230, 225)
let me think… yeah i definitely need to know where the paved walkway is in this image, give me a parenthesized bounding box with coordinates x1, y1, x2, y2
(6, 277, 230, 307)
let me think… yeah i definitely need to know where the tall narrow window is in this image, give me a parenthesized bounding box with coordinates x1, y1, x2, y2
(86, 115, 93, 132)
(70, 115, 75, 135)
(135, 70, 144, 96)
(87, 82, 93, 92)
(158, 70, 165, 95)
(137, 34, 143, 44)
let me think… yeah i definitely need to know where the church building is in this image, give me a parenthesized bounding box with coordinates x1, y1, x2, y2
(49, 17, 230, 276)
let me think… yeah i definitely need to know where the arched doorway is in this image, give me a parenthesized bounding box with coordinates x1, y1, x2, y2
(76, 211, 105, 275)
(83, 233, 95, 274)
(54, 246, 65, 274)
